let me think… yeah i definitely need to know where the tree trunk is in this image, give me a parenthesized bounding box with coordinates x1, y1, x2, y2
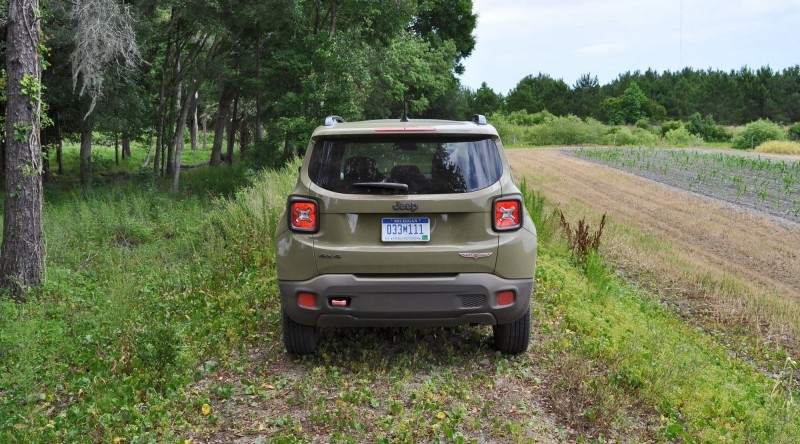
(122, 132, 131, 158)
(56, 111, 63, 175)
(227, 94, 239, 165)
(202, 119, 208, 150)
(210, 85, 232, 166)
(80, 117, 93, 194)
(172, 79, 201, 191)
(190, 101, 199, 150)
(239, 119, 249, 159)
(2, 0, 44, 294)
(254, 22, 264, 143)
(114, 132, 119, 165)
(167, 67, 182, 177)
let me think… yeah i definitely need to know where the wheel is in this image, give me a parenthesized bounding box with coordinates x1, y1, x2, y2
(493, 310, 530, 354)
(282, 310, 320, 355)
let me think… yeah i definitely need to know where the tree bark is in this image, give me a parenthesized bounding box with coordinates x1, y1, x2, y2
(226, 94, 239, 165)
(166, 62, 182, 177)
(202, 119, 208, 150)
(172, 79, 201, 191)
(239, 119, 249, 159)
(2, 0, 44, 294)
(254, 22, 264, 143)
(114, 132, 119, 165)
(210, 85, 232, 166)
(55, 110, 63, 175)
(80, 117, 93, 194)
(122, 132, 131, 158)
(190, 101, 199, 150)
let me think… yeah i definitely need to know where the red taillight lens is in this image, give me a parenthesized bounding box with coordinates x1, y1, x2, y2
(289, 197, 319, 233)
(493, 198, 522, 231)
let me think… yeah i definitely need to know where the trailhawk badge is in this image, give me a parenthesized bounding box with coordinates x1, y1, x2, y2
(458, 252, 493, 259)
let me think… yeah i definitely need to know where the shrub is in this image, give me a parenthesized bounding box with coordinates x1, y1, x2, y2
(660, 120, 683, 137)
(559, 210, 607, 266)
(731, 119, 786, 149)
(686, 113, 730, 142)
(603, 127, 635, 146)
(788, 122, 800, 141)
(755, 140, 800, 155)
(665, 125, 697, 146)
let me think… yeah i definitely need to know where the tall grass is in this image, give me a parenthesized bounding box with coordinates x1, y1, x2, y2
(0, 159, 299, 442)
(525, 190, 800, 441)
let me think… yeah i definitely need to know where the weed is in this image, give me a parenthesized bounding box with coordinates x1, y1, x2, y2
(559, 210, 607, 266)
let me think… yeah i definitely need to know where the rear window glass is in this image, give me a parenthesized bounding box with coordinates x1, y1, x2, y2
(308, 137, 503, 195)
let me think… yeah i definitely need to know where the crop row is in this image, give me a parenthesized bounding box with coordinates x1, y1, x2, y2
(574, 148, 800, 221)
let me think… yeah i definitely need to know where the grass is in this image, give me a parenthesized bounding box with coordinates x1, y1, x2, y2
(1, 144, 799, 441)
(757, 140, 800, 155)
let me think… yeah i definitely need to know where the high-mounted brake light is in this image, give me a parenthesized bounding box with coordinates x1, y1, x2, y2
(288, 197, 319, 233)
(493, 197, 522, 232)
(373, 127, 437, 133)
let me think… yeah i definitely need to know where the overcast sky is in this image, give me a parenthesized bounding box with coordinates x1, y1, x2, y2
(460, 0, 800, 95)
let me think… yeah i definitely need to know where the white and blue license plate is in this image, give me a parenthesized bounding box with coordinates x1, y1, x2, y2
(381, 217, 430, 242)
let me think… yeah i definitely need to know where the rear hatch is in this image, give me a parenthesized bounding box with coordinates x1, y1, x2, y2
(305, 136, 504, 275)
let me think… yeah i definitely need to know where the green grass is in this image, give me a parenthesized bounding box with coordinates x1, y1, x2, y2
(1, 147, 798, 442)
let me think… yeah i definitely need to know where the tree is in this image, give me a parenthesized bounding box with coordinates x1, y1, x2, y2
(2, 0, 44, 296)
(474, 82, 502, 115)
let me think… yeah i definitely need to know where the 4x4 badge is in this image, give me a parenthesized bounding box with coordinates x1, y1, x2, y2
(459, 252, 493, 259)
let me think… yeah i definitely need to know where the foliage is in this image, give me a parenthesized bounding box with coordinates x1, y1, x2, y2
(755, 140, 800, 155)
(505, 74, 571, 116)
(731, 119, 786, 150)
(788, 122, 800, 141)
(659, 120, 683, 136)
(664, 125, 697, 146)
(604, 82, 650, 124)
(686, 112, 730, 142)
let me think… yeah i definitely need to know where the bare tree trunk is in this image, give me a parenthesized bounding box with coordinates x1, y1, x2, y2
(2, 0, 44, 294)
(210, 85, 232, 166)
(190, 101, 199, 150)
(55, 111, 63, 175)
(173, 79, 201, 191)
(202, 119, 208, 150)
(80, 117, 93, 195)
(167, 63, 182, 177)
(255, 22, 264, 143)
(227, 94, 239, 165)
(122, 132, 131, 158)
(114, 132, 119, 165)
(239, 119, 249, 159)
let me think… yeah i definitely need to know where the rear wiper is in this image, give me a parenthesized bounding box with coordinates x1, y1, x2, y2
(353, 182, 409, 193)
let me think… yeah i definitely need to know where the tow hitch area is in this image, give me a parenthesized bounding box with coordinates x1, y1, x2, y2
(329, 297, 351, 308)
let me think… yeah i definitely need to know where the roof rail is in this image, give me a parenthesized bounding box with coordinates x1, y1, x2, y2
(471, 114, 488, 125)
(324, 115, 346, 126)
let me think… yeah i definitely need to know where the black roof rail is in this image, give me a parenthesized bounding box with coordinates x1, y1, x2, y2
(472, 114, 488, 125)
(324, 115, 346, 126)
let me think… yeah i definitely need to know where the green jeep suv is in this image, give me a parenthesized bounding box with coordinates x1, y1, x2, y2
(276, 115, 537, 355)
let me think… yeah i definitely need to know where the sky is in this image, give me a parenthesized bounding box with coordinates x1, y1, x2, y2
(460, 0, 800, 95)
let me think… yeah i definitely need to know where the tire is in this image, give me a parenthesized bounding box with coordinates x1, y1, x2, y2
(282, 310, 320, 355)
(493, 310, 531, 354)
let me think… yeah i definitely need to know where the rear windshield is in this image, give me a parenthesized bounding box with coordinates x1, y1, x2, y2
(308, 137, 503, 194)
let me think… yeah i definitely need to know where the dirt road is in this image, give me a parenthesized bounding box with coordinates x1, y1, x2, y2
(508, 147, 800, 334)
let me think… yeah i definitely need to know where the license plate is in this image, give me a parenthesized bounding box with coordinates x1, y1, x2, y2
(381, 217, 430, 242)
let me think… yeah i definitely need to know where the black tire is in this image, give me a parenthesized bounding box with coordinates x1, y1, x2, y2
(493, 310, 531, 354)
(282, 310, 320, 355)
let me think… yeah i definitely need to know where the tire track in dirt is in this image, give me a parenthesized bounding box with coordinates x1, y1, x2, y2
(508, 148, 800, 301)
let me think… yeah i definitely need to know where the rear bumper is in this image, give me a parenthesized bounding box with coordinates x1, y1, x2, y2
(279, 274, 533, 328)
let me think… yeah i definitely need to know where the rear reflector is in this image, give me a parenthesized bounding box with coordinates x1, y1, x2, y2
(298, 292, 316, 308)
(497, 291, 515, 306)
(493, 197, 522, 231)
(289, 197, 319, 233)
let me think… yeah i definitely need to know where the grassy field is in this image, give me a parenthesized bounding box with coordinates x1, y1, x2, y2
(1, 148, 799, 441)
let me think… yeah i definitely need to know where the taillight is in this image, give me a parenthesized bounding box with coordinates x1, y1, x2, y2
(493, 197, 522, 231)
(288, 197, 319, 233)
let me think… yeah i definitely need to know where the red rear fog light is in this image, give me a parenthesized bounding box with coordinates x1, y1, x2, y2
(497, 290, 515, 307)
(298, 292, 316, 308)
